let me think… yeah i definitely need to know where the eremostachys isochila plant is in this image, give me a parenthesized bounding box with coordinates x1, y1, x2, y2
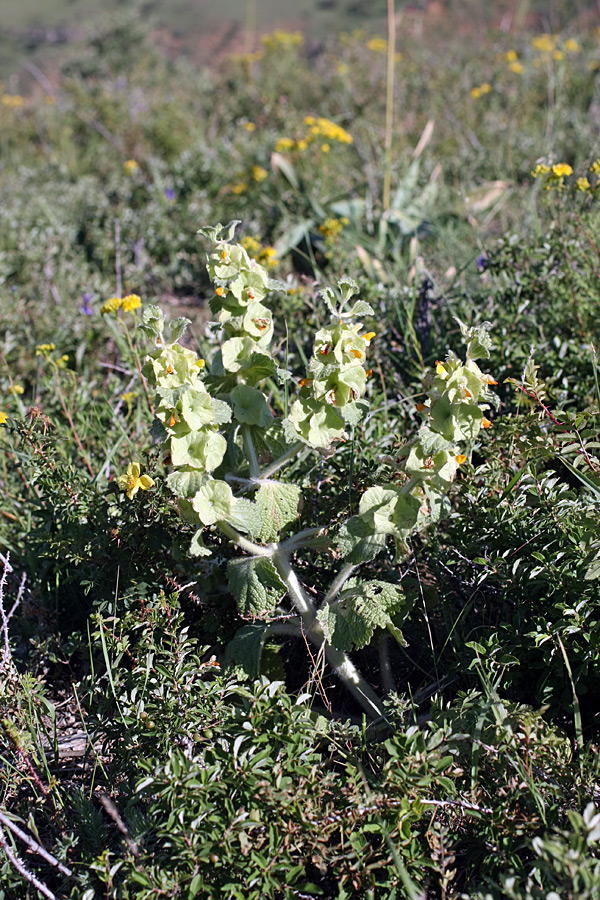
(137, 221, 499, 719)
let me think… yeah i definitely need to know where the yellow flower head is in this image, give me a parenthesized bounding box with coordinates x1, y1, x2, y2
(506, 50, 518, 62)
(575, 176, 591, 192)
(564, 38, 580, 54)
(252, 165, 268, 183)
(531, 163, 550, 178)
(244, 122, 256, 131)
(0, 411, 7, 425)
(116, 462, 155, 500)
(9, 385, 24, 395)
(367, 37, 388, 53)
(231, 182, 247, 194)
(101, 297, 123, 315)
(124, 159, 139, 174)
(36, 343, 56, 356)
(275, 137, 295, 152)
(552, 163, 573, 178)
(455, 454, 467, 465)
(509, 61, 523, 74)
(121, 294, 141, 312)
(1, 94, 23, 109)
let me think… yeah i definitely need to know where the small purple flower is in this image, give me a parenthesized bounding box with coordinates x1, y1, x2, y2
(165, 187, 175, 201)
(476, 253, 488, 273)
(81, 292, 94, 315)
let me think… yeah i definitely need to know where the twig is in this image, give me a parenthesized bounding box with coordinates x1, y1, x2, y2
(98, 793, 140, 858)
(0, 810, 72, 877)
(0, 824, 59, 900)
(0, 552, 13, 674)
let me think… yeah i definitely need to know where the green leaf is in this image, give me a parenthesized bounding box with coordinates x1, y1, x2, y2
(191, 478, 234, 525)
(197, 220, 241, 243)
(170, 429, 227, 472)
(189, 528, 211, 557)
(227, 557, 286, 616)
(141, 304, 164, 334)
(231, 384, 274, 427)
(224, 623, 269, 678)
(228, 498, 262, 538)
(317, 579, 410, 651)
(168, 317, 191, 343)
(180, 389, 216, 430)
(256, 482, 301, 542)
(337, 516, 387, 563)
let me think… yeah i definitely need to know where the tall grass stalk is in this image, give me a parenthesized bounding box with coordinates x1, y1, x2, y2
(383, 0, 397, 210)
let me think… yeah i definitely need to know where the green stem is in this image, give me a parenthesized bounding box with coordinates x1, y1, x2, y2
(272, 551, 386, 720)
(217, 521, 274, 558)
(242, 426, 261, 479)
(322, 562, 357, 607)
(383, 0, 396, 210)
(259, 441, 306, 480)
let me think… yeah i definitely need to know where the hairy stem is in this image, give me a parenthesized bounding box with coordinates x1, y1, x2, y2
(242, 426, 261, 479)
(217, 522, 274, 558)
(259, 441, 306, 480)
(322, 562, 357, 607)
(272, 550, 386, 719)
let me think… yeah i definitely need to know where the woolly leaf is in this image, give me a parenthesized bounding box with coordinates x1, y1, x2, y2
(256, 482, 301, 542)
(227, 557, 286, 616)
(317, 579, 410, 651)
(224, 623, 269, 678)
(228, 498, 262, 538)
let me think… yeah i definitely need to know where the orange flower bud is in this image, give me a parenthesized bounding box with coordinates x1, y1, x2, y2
(215, 286, 225, 297)
(482, 417, 492, 428)
(416, 403, 426, 412)
(455, 454, 467, 465)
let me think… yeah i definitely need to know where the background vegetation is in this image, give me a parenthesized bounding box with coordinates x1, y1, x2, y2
(2, 1, 600, 897)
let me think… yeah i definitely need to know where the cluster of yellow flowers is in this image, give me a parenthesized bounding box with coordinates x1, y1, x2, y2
(261, 30, 303, 51)
(275, 116, 353, 156)
(101, 294, 142, 315)
(470, 82, 492, 99)
(531, 34, 580, 62)
(531, 160, 600, 194)
(1, 94, 24, 109)
(505, 49, 523, 74)
(229, 164, 269, 196)
(35, 343, 69, 368)
(123, 159, 139, 174)
(319, 216, 350, 244)
(240, 235, 278, 268)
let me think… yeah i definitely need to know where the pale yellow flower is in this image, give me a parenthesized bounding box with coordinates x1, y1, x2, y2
(252, 165, 268, 183)
(117, 462, 154, 500)
(124, 159, 139, 174)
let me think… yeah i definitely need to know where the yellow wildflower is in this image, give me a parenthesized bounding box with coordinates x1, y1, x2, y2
(455, 454, 467, 465)
(275, 137, 295, 152)
(297, 139, 308, 151)
(564, 38, 580, 54)
(231, 182, 247, 194)
(509, 61, 523, 74)
(124, 159, 139, 174)
(9, 385, 24, 395)
(321, 143, 330, 153)
(336, 62, 349, 75)
(480, 83, 492, 94)
(531, 34, 556, 54)
(304, 116, 316, 126)
(552, 163, 572, 178)
(244, 122, 256, 131)
(116, 462, 155, 500)
(506, 50, 518, 62)
(194, 358, 205, 369)
(121, 294, 141, 312)
(531, 163, 550, 177)
(575, 177, 591, 191)
(0, 411, 7, 425)
(261, 30, 303, 51)
(1, 94, 23, 109)
(252, 165, 268, 183)
(36, 343, 56, 356)
(101, 297, 123, 315)
(553, 50, 564, 61)
(470, 87, 481, 99)
(590, 159, 600, 175)
(367, 37, 388, 53)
